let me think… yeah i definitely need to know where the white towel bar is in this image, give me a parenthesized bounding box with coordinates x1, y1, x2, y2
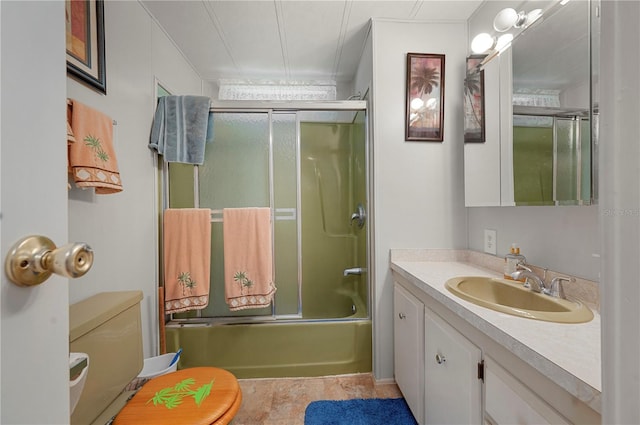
(209, 208, 296, 222)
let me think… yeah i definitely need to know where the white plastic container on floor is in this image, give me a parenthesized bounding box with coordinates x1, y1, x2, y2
(126, 352, 179, 391)
(139, 353, 179, 379)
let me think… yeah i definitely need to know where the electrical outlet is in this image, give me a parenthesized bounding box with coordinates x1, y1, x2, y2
(484, 229, 497, 255)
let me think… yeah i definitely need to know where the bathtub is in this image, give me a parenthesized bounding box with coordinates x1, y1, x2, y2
(165, 294, 371, 379)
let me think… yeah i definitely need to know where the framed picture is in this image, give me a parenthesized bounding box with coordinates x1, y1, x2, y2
(405, 53, 445, 142)
(464, 55, 487, 143)
(66, 0, 106, 94)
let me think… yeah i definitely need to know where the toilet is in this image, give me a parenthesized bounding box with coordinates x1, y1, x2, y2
(70, 291, 241, 425)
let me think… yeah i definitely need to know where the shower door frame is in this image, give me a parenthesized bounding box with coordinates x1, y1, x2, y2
(162, 100, 371, 325)
(552, 114, 591, 206)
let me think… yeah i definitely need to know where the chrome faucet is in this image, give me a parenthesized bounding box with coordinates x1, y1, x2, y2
(511, 264, 575, 299)
(344, 267, 366, 277)
(511, 264, 546, 293)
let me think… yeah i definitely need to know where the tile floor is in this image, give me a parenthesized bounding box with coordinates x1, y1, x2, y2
(233, 373, 403, 425)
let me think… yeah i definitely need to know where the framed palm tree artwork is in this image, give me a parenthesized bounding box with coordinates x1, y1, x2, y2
(405, 53, 445, 141)
(464, 55, 487, 143)
(66, 0, 106, 94)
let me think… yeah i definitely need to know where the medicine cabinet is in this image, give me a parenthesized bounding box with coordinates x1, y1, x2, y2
(464, 0, 599, 207)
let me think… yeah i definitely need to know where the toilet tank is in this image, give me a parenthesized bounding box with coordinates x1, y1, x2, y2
(70, 291, 144, 425)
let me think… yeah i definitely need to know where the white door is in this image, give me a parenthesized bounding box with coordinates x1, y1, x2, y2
(424, 307, 483, 425)
(1, 2, 70, 424)
(394, 284, 425, 424)
(484, 357, 569, 425)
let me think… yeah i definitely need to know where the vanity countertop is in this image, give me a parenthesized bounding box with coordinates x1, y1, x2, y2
(390, 249, 601, 413)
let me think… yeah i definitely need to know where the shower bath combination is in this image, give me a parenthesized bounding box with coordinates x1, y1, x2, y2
(162, 101, 372, 378)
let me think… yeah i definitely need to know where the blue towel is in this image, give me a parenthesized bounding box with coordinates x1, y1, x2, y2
(149, 95, 214, 165)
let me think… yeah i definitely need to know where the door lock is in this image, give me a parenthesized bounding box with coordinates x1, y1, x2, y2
(5, 235, 93, 286)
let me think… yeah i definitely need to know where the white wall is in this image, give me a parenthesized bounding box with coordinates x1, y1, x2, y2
(371, 19, 468, 380)
(67, 1, 204, 357)
(354, 22, 373, 100)
(467, 206, 600, 281)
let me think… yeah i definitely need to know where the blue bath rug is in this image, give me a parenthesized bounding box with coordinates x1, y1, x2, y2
(304, 398, 418, 425)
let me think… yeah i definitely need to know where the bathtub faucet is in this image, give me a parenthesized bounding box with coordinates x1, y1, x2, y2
(344, 267, 366, 277)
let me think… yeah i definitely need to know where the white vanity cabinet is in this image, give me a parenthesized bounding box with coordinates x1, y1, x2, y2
(392, 278, 593, 425)
(393, 284, 425, 424)
(394, 283, 482, 425)
(484, 357, 569, 425)
(391, 259, 601, 425)
(424, 306, 482, 424)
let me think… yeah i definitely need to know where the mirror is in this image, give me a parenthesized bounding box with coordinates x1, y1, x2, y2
(464, 0, 598, 207)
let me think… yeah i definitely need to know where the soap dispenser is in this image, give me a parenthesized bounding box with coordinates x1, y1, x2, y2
(503, 243, 526, 280)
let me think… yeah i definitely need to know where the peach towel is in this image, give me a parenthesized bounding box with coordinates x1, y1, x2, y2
(68, 99, 122, 194)
(223, 208, 276, 311)
(164, 208, 211, 314)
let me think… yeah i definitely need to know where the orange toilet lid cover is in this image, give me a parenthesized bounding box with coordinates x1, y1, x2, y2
(113, 367, 240, 425)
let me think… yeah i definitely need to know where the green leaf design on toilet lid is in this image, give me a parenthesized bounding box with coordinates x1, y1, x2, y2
(147, 378, 215, 409)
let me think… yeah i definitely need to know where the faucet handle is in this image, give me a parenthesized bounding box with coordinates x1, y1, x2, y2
(350, 204, 366, 229)
(516, 263, 532, 272)
(548, 276, 574, 299)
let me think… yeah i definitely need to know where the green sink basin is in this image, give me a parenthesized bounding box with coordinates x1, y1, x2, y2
(445, 276, 593, 323)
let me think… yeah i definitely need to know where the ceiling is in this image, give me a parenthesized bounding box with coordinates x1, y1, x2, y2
(141, 0, 483, 87)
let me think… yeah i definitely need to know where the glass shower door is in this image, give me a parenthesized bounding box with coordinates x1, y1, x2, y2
(198, 112, 272, 318)
(272, 113, 301, 317)
(195, 111, 301, 319)
(554, 116, 591, 205)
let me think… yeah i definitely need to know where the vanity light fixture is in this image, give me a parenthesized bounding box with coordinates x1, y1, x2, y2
(493, 8, 524, 32)
(493, 8, 543, 32)
(495, 34, 514, 51)
(470, 6, 544, 55)
(471, 33, 495, 54)
(471, 33, 514, 55)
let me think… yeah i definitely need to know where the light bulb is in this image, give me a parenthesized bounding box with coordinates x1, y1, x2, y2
(525, 9, 543, 27)
(471, 33, 495, 54)
(496, 34, 513, 52)
(493, 8, 518, 32)
(410, 98, 424, 110)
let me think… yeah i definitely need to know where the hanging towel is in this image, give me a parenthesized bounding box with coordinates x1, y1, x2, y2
(223, 208, 276, 311)
(149, 95, 214, 165)
(66, 103, 76, 145)
(68, 99, 123, 194)
(163, 208, 212, 314)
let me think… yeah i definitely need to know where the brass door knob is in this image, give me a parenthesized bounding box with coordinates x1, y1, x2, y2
(5, 235, 93, 287)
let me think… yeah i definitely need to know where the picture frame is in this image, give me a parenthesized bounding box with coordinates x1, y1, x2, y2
(464, 55, 487, 143)
(405, 53, 445, 142)
(66, 0, 106, 94)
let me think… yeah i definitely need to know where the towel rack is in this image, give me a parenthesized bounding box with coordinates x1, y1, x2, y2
(67, 99, 117, 125)
(210, 208, 296, 222)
